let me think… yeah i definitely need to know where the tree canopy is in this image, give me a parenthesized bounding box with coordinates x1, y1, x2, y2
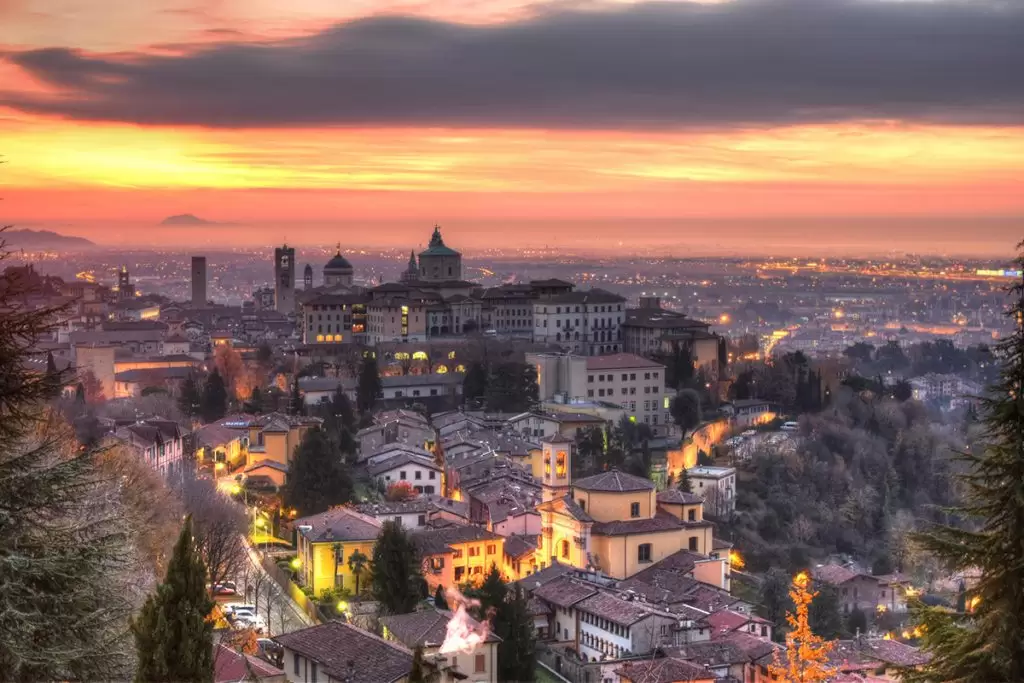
(283, 428, 353, 517)
(370, 521, 423, 615)
(133, 517, 215, 683)
(905, 260, 1024, 682)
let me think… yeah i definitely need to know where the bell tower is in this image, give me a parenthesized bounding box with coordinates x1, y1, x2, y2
(540, 434, 573, 502)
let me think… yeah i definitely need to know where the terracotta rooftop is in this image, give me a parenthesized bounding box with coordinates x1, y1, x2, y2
(592, 510, 705, 536)
(574, 468, 655, 493)
(213, 643, 283, 682)
(577, 591, 655, 627)
(616, 657, 715, 683)
(531, 576, 598, 609)
(412, 524, 503, 556)
(294, 506, 382, 544)
(273, 622, 412, 683)
(814, 563, 865, 586)
(381, 608, 500, 649)
(657, 489, 705, 505)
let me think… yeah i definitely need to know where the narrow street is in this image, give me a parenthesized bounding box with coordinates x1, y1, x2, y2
(238, 537, 314, 636)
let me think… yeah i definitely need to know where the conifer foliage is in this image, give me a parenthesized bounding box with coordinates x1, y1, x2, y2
(371, 521, 423, 615)
(133, 516, 215, 683)
(906, 248, 1024, 682)
(0, 244, 135, 680)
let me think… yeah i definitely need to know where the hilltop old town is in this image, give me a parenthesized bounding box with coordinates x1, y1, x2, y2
(4, 221, 1024, 683)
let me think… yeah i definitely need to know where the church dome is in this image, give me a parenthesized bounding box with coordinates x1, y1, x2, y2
(324, 246, 353, 273)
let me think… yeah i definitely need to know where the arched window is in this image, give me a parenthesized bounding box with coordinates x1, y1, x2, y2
(412, 351, 428, 360)
(435, 364, 449, 374)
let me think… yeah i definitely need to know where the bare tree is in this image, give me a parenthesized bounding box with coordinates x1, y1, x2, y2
(179, 474, 248, 589)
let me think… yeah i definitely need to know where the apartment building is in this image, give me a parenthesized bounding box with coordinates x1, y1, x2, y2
(585, 354, 671, 432)
(533, 289, 626, 356)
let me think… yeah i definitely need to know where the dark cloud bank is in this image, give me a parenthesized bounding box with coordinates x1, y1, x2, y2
(4, 0, 1023, 128)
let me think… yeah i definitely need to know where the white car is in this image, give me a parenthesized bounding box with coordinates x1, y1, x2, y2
(222, 603, 256, 617)
(233, 614, 266, 632)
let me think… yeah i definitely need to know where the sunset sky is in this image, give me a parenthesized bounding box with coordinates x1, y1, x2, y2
(1, 0, 1022, 252)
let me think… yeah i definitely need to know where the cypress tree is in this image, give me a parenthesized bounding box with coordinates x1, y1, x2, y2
(199, 370, 227, 423)
(178, 373, 202, 417)
(496, 584, 537, 682)
(462, 361, 489, 403)
(477, 565, 507, 620)
(906, 251, 1024, 683)
(356, 356, 382, 415)
(433, 584, 448, 610)
(371, 521, 423, 615)
(677, 467, 693, 493)
(283, 428, 353, 517)
(289, 378, 304, 416)
(133, 516, 214, 683)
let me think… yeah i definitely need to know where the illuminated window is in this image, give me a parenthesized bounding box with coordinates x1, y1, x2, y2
(395, 352, 410, 360)
(412, 351, 428, 360)
(448, 351, 456, 359)
(455, 364, 466, 373)
(663, 396, 671, 409)
(556, 451, 567, 477)
(435, 365, 448, 374)
(316, 335, 325, 342)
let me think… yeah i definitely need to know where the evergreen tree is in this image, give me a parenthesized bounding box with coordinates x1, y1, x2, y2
(289, 378, 304, 415)
(677, 467, 693, 494)
(245, 385, 265, 414)
(74, 381, 85, 404)
(199, 370, 227, 423)
(758, 567, 793, 642)
(906, 254, 1024, 683)
(434, 584, 448, 610)
(671, 388, 702, 433)
(463, 361, 489, 404)
(478, 565, 507, 620)
(484, 362, 538, 413)
(371, 521, 423, 615)
(356, 356, 382, 414)
(496, 584, 536, 682)
(0, 257, 135, 679)
(846, 608, 868, 637)
(283, 428, 353, 517)
(133, 517, 215, 683)
(178, 373, 202, 417)
(809, 583, 844, 640)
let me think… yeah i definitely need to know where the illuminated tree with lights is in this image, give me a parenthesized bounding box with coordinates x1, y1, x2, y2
(768, 572, 835, 683)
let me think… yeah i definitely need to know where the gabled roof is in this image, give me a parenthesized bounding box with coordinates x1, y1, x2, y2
(577, 591, 653, 627)
(413, 524, 503, 556)
(381, 608, 500, 649)
(814, 564, 866, 586)
(616, 657, 715, 683)
(574, 468, 654, 493)
(504, 534, 539, 559)
(531, 576, 598, 609)
(657, 489, 705, 505)
(294, 506, 382, 543)
(536, 494, 594, 523)
(244, 459, 289, 474)
(367, 451, 441, 477)
(273, 622, 411, 683)
(213, 643, 284, 682)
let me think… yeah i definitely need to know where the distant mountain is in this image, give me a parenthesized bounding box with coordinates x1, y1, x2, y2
(160, 213, 217, 226)
(1, 229, 96, 250)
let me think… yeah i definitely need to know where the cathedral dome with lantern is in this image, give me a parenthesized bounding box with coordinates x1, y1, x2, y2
(323, 244, 354, 287)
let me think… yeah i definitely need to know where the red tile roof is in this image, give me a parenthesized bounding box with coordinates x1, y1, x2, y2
(273, 622, 411, 683)
(213, 644, 284, 682)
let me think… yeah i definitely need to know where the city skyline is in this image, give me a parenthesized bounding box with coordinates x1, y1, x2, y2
(1, 0, 1022, 252)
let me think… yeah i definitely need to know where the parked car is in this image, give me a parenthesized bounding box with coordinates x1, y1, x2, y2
(222, 603, 256, 617)
(233, 614, 266, 633)
(212, 581, 237, 596)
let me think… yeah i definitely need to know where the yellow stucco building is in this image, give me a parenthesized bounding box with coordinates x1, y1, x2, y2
(415, 524, 507, 593)
(246, 413, 322, 470)
(538, 469, 714, 580)
(294, 507, 381, 596)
